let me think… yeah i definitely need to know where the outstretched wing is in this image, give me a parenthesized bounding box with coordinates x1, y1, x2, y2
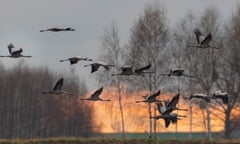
(8, 43, 15, 54)
(189, 94, 210, 103)
(90, 87, 103, 99)
(69, 58, 79, 65)
(48, 27, 62, 32)
(194, 28, 202, 44)
(53, 78, 63, 91)
(189, 95, 204, 100)
(161, 94, 180, 115)
(201, 33, 212, 45)
(148, 90, 161, 100)
(157, 102, 166, 114)
(135, 64, 151, 74)
(164, 118, 171, 128)
(12, 48, 23, 55)
(121, 66, 133, 73)
(213, 95, 228, 104)
(91, 64, 100, 73)
(166, 93, 180, 108)
(170, 115, 178, 123)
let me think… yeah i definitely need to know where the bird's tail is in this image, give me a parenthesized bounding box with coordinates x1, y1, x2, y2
(143, 71, 154, 73)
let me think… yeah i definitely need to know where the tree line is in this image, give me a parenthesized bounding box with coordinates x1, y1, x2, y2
(97, 3, 240, 139)
(0, 61, 94, 139)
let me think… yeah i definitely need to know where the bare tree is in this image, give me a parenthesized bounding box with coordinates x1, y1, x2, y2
(126, 3, 169, 138)
(97, 23, 126, 139)
(172, 6, 223, 140)
(215, 4, 240, 138)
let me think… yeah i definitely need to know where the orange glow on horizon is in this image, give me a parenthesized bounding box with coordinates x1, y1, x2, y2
(79, 86, 239, 133)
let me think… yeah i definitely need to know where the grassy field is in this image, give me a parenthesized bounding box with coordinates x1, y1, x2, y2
(0, 138, 239, 144)
(0, 133, 239, 144)
(94, 132, 223, 139)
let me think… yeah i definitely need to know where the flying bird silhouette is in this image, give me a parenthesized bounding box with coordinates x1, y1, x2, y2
(187, 28, 219, 49)
(189, 93, 211, 103)
(161, 68, 193, 78)
(60, 56, 92, 65)
(84, 61, 115, 73)
(40, 27, 75, 32)
(212, 90, 228, 104)
(79, 87, 110, 101)
(42, 78, 73, 95)
(0, 43, 32, 58)
(152, 98, 187, 128)
(136, 90, 162, 103)
(112, 64, 153, 76)
(134, 64, 154, 75)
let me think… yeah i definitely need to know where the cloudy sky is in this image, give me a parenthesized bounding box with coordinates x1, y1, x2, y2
(0, 0, 238, 89)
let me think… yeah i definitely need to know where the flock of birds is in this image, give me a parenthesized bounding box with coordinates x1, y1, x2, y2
(0, 26, 229, 129)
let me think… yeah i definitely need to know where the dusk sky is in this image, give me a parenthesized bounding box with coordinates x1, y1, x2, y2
(0, 0, 238, 89)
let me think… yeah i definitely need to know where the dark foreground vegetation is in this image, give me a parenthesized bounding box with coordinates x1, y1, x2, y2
(0, 138, 239, 144)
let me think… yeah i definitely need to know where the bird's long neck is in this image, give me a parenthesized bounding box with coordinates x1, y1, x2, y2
(80, 98, 92, 101)
(60, 59, 68, 62)
(112, 73, 124, 76)
(21, 55, 32, 58)
(151, 115, 162, 120)
(176, 108, 188, 111)
(40, 30, 47, 32)
(84, 64, 90, 67)
(136, 100, 145, 103)
(142, 71, 154, 74)
(101, 99, 111, 101)
(42, 91, 52, 94)
(62, 90, 73, 95)
(209, 46, 219, 49)
(177, 115, 187, 117)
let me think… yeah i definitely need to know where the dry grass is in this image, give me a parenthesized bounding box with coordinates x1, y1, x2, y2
(0, 138, 239, 144)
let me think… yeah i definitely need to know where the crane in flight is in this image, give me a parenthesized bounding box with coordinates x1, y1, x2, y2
(136, 90, 162, 103)
(112, 64, 153, 76)
(60, 56, 92, 65)
(40, 27, 75, 32)
(187, 28, 219, 49)
(189, 93, 211, 103)
(42, 78, 73, 95)
(84, 61, 115, 73)
(79, 87, 110, 101)
(161, 68, 193, 78)
(0, 43, 32, 58)
(212, 90, 228, 104)
(151, 94, 187, 128)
